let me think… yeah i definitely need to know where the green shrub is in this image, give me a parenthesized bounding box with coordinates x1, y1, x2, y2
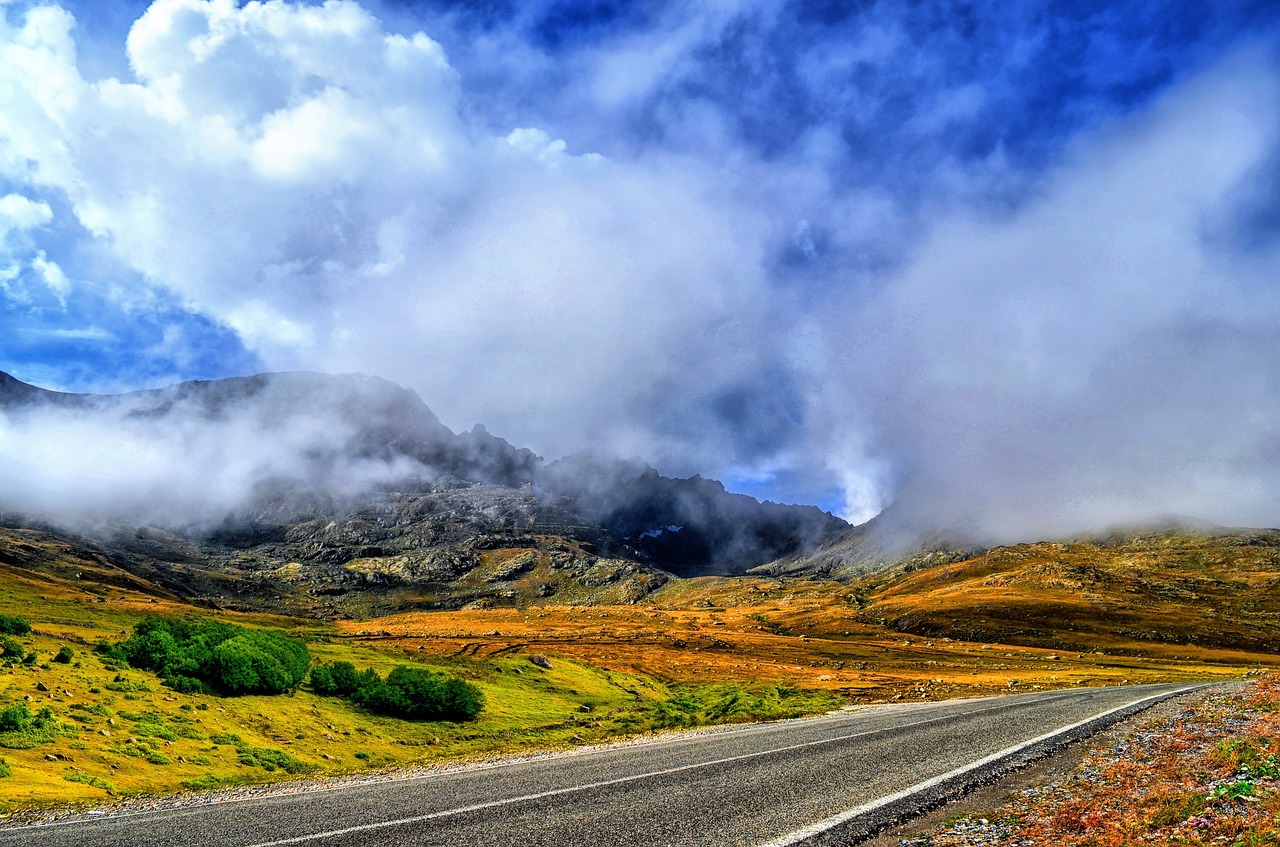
(166, 674, 206, 694)
(0, 705, 30, 733)
(312, 660, 483, 721)
(235, 745, 317, 774)
(105, 676, 154, 693)
(133, 722, 179, 741)
(355, 666, 484, 721)
(309, 663, 335, 695)
(0, 615, 30, 636)
(113, 616, 309, 695)
(0, 704, 72, 750)
(0, 638, 23, 661)
(172, 724, 207, 741)
(53, 646, 74, 664)
(211, 631, 309, 695)
(0, 758, 10, 778)
(310, 661, 365, 696)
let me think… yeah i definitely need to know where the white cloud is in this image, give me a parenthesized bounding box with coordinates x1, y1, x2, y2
(0, 193, 60, 304)
(2, 1, 1280, 543)
(31, 251, 70, 302)
(0, 0, 781, 471)
(0, 193, 52, 234)
(0, 377, 430, 528)
(830, 47, 1280, 539)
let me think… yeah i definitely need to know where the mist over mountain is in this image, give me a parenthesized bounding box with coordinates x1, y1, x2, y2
(3, 2, 1279, 548)
(0, 369, 848, 581)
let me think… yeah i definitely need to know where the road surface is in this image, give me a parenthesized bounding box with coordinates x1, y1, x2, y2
(0, 683, 1204, 847)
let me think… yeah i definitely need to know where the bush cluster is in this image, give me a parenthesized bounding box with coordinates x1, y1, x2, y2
(101, 617, 309, 695)
(0, 704, 31, 733)
(310, 661, 483, 721)
(0, 637, 23, 662)
(0, 703, 64, 749)
(0, 615, 30, 636)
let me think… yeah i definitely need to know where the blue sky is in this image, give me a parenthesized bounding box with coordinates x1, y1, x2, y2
(1, 0, 1278, 534)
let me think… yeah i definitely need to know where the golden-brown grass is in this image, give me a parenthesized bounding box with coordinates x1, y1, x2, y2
(1, 527, 1276, 813)
(338, 574, 1260, 705)
(862, 533, 1280, 656)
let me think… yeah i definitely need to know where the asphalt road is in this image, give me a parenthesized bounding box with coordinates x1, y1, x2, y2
(0, 683, 1202, 847)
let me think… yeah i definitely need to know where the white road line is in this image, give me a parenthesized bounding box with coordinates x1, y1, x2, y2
(756, 684, 1205, 847)
(243, 692, 1073, 847)
(0, 689, 1082, 837)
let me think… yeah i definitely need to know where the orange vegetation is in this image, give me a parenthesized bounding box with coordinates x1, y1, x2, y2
(337, 577, 1261, 703)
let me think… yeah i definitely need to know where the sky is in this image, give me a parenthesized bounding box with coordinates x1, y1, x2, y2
(1, 0, 1279, 540)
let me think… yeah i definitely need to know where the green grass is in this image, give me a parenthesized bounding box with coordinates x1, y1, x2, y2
(63, 772, 112, 793)
(0, 565, 845, 811)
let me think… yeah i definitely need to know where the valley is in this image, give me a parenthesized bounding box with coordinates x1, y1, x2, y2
(0, 370, 1277, 817)
(0, 524, 1269, 814)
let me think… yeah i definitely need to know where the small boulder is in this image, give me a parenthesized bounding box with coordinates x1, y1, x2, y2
(529, 655, 552, 669)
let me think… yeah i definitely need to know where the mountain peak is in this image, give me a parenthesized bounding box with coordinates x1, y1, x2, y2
(0, 369, 849, 577)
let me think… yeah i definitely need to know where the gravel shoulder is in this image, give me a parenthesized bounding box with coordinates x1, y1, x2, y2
(862, 679, 1268, 847)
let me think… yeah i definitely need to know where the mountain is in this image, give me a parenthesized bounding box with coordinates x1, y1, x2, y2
(0, 369, 540, 489)
(749, 502, 988, 580)
(543, 451, 848, 577)
(0, 370, 850, 613)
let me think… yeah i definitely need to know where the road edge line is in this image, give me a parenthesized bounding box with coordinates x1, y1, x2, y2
(757, 683, 1213, 847)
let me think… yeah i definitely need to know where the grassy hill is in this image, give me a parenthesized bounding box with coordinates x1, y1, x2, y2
(859, 527, 1280, 653)
(0, 540, 839, 812)
(0, 524, 1276, 813)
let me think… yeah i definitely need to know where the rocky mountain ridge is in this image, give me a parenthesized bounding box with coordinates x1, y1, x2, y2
(0, 369, 850, 614)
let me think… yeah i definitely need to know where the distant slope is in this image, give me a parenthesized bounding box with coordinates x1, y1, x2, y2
(858, 526, 1280, 653)
(544, 452, 848, 577)
(0, 501, 669, 619)
(753, 505, 987, 580)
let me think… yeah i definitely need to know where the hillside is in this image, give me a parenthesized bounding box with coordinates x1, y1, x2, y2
(858, 526, 1280, 653)
(0, 529, 1261, 812)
